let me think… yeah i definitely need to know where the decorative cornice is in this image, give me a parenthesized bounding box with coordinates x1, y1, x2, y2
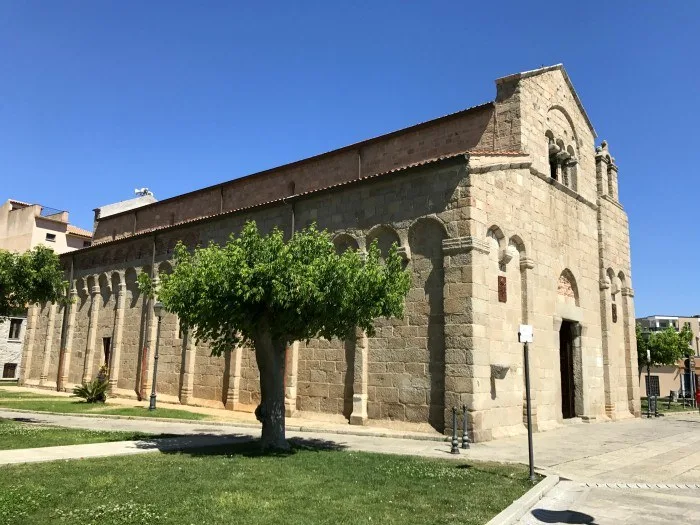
(530, 167, 598, 210)
(442, 236, 490, 255)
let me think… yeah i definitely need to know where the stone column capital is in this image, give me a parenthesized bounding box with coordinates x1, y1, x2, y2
(442, 236, 490, 255)
(519, 256, 535, 270)
(621, 286, 634, 297)
(90, 285, 100, 296)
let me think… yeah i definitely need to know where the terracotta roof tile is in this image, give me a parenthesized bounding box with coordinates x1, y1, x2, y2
(67, 225, 93, 238)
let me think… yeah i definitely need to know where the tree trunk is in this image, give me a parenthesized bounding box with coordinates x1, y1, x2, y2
(253, 326, 289, 452)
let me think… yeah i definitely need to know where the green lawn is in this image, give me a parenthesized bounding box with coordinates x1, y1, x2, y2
(0, 440, 535, 525)
(0, 389, 208, 420)
(641, 396, 698, 413)
(0, 418, 168, 450)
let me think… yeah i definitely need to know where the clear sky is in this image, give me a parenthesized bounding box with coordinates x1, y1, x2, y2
(1, 1, 698, 316)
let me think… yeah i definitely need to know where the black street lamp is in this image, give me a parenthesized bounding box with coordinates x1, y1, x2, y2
(149, 301, 165, 411)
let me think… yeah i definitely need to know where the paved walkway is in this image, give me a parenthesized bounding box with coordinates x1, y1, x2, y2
(2, 407, 700, 523)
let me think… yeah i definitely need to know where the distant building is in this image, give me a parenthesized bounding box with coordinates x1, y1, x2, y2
(0, 198, 93, 380)
(637, 315, 700, 398)
(0, 199, 93, 254)
(93, 189, 157, 233)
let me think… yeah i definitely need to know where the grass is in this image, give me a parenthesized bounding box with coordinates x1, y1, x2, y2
(641, 396, 698, 413)
(0, 389, 208, 420)
(0, 418, 168, 450)
(0, 439, 535, 525)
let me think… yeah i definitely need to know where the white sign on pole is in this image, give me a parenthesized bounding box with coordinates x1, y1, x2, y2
(519, 325, 533, 343)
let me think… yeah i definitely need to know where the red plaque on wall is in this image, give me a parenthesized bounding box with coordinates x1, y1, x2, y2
(498, 276, 507, 303)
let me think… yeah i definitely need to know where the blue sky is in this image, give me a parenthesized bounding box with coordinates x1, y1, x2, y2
(1, 1, 698, 316)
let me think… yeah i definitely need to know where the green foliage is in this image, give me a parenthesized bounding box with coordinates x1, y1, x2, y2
(73, 375, 108, 403)
(637, 323, 694, 367)
(0, 246, 67, 318)
(141, 221, 411, 355)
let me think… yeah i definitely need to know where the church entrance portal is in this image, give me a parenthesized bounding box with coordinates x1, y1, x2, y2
(559, 321, 577, 419)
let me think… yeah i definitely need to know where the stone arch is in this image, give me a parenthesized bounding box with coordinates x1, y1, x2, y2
(86, 274, 98, 293)
(332, 233, 360, 254)
(606, 267, 619, 295)
(486, 225, 506, 250)
(366, 224, 401, 258)
(98, 273, 111, 293)
(617, 271, 628, 289)
(75, 277, 88, 306)
(557, 269, 579, 307)
(408, 217, 447, 432)
(157, 261, 173, 277)
(508, 235, 526, 256)
(547, 105, 579, 146)
(125, 267, 140, 308)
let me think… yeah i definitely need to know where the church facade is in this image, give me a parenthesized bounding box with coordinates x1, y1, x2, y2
(20, 65, 640, 441)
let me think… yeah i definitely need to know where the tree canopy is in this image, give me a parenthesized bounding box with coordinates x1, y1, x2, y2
(140, 221, 411, 450)
(0, 246, 67, 318)
(636, 323, 693, 367)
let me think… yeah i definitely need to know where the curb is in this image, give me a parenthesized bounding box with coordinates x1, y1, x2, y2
(485, 474, 560, 525)
(0, 407, 447, 442)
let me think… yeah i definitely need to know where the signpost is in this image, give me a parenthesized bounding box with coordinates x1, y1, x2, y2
(519, 324, 536, 483)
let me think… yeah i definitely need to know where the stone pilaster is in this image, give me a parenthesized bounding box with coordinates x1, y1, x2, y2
(19, 303, 40, 385)
(108, 282, 126, 393)
(179, 330, 197, 405)
(350, 329, 369, 425)
(598, 277, 615, 418)
(225, 345, 242, 410)
(595, 143, 610, 197)
(39, 302, 58, 387)
(442, 236, 491, 441)
(621, 286, 641, 416)
(284, 341, 299, 416)
(142, 278, 159, 397)
(82, 285, 101, 383)
(608, 163, 619, 201)
(519, 256, 538, 430)
(58, 288, 79, 391)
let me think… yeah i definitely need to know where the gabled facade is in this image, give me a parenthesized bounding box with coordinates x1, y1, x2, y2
(20, 65, 640, 440)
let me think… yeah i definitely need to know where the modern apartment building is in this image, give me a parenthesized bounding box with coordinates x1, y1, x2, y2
(637, 314, 700, 398)
(0, 198, 93, 380)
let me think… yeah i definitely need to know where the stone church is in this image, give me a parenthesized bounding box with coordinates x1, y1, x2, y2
(20, 65, 640, 441)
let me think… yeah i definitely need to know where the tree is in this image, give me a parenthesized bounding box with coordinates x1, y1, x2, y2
(140, 222, 411, 451)
(636, 323, 693, 368)
(0, 246, 67, 319)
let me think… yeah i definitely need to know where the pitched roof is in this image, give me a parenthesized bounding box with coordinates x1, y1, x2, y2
(66, 225, 93, 238)
(8, 199, 31, 207)
(84, 150, 522, 249)
(495, 64, 596, 138)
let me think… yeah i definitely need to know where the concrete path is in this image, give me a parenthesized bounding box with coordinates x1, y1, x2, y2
(2, 409, 700, 524)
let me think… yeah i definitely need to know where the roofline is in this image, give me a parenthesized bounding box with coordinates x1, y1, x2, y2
(66, 231, 93, 239)
(67, 153, 479, 255)
(496, 64, 597, 139)
(638, 315, 700, 319)
(95, 102, 495, 223)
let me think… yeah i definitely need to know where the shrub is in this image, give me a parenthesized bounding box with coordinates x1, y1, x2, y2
(73, 366, 108, 403)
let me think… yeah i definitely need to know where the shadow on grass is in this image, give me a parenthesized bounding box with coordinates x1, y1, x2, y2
(531, 509, 597, 524)
(138, 434, 348, 457)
